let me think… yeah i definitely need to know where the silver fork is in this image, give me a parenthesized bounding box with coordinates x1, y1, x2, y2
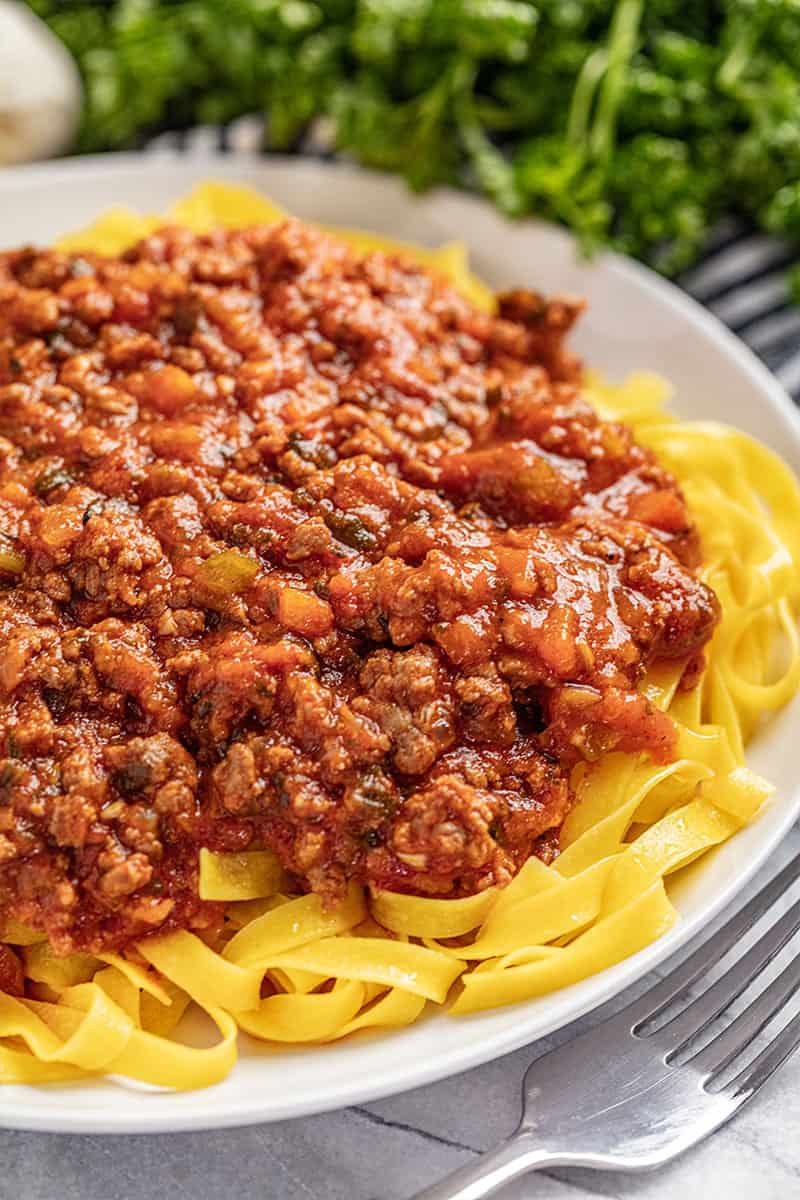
(413, 851, 800, 1199)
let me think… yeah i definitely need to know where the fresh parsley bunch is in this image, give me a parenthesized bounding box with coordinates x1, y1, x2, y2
(28, 0, 800, 282)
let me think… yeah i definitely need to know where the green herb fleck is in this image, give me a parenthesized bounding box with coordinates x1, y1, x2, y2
(34, 465, 74, 498)
(323, 508, 378, 552)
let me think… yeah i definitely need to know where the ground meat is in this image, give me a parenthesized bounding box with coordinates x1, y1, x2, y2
(0, 220, 719, 952)
(356, 646, 456, 774)
(388, 775, 503, 892)
(0, 943, 23, 996)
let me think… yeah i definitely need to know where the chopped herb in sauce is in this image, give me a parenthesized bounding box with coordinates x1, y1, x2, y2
(34, 466, 75, 498)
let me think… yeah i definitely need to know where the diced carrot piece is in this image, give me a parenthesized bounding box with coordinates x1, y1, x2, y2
(627, 489, 688, 533)
(36, 507, 83, 552)
(148, 422, 205, 462)
(494, 548, 539, 598)
(277, 586, 333, 637)
(144, 364, 198, 414)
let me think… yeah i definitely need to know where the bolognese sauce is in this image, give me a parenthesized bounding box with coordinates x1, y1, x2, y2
(0, 221, 719, 955)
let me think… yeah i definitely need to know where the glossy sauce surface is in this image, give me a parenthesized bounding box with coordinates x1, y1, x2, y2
(0, 223, 718, 954)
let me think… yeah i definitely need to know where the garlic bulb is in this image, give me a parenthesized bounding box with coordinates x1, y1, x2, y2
(0, 1, 82, 165)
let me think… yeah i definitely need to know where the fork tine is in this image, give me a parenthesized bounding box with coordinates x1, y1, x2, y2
(683, 951, 800, 1079)
(647, 894, 800, 1050)
(626, 851, 800, 1030)
(723, 1007, 800, 1101)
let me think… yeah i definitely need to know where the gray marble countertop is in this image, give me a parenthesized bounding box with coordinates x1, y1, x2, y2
(2, 827, 798, 1200)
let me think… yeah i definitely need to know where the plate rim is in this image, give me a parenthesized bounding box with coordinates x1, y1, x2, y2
(0, 150, 798, 1133)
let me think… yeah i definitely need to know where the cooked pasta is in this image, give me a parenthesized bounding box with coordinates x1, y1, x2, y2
(0, 183, 797, 1090)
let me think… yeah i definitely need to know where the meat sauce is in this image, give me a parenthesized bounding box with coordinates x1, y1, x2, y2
(0, 221, 719, 955)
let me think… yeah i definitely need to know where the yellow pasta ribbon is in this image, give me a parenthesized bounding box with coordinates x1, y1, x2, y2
(138, 932, 264, 1013)
(103, 1009, 238, 1090)
(451, 881, 677, 1014)
(370, 886, 499, 938)
(266, 938, 464, 1003)
(22, 943, 98, 991)
(199, 848, 284, 901)
(328, 987, 427, 1040)
(234, 979, 366, 1043)
(428, 858, 616, 961)
(223, 884, 367, 967)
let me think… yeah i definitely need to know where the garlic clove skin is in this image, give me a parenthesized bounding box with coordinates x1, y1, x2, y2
(0, 0, 83, 166)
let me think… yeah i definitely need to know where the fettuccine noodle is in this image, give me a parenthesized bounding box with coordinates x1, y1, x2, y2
(1, 183, 798, 1089)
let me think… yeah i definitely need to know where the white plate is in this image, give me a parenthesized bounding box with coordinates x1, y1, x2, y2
(1, 153, 799, 1134)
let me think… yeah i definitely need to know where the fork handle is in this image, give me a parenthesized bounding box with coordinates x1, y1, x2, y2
(411, 1130, 560, 1200)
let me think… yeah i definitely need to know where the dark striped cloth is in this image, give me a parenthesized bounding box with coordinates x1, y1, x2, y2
(147, 117, 800, 403)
